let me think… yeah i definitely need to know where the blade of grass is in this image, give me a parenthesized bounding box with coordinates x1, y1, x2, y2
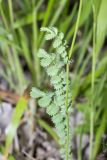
(38, 0, 55, 47)
(8, 0, 25, 92)
(13, 0, 44, 29)
(75, 29, 92, 73)
(59, 3, 77, 33)
(4, 86, 30, 158)
(93, 87, 107, 159)
(0, 35, 21, 51)
(69, 0, 83, 59)
(81, 52, 107, 91)
(72, 53, 91, 99)
(89, 1, 96, 159)
(18, 28, 35, 81)
(49, 0, 67, 26)
(96, 0, 107, 54)
(0, 2, 8, 29)
(66, 0, 91, 41)
(39, 0, 68, 48)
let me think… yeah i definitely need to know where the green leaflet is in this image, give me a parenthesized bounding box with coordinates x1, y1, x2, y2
(47, 92, 54, 98)
(30, 87, 45, 98)
(57, 45, 66, 54)
(46, 103, 59, 116)
(38, 49, 55, 67)
(53, 37, 62, 48)
(55, 99, 65, 106)
(58, 62, 65, 68)
(40, 27, 58, 35)
(45, 33, 55, 40)
(40, 57, 52, 67)
(54, 83, 63, 89)
(40, 27, 53, 33)
(52, 113, 64, 124)
(55, 89, 64, 96)
(38, 95, 52, 108)
(59, 32, 64, 40)
(56, 94, 65, 101)
(38, 49, 49, 58)
(60, 109, 66, 116)
(47, 65, 59, 76)
(51, 27, 58, 35)
(41, 27, 58, 40)
(55, 95, 65, 106)
(56, 122, 65, 131)
(57, 128, 66, 139)
(61, 51, 67, 58)
(51, 75, 61, 84)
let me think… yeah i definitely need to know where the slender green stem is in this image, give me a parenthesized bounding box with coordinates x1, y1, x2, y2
(8, 0, 14, 27)
(89, 2, 96, 160)
(78, 131, 82, 160)
(0, 3, 13, 70)
(65, 63, 70, 160)
(65, 1, 82, 159)
(0, 3, 8, 29)
(40, 0, 67, 48)
(69, 0, 83, 59)
(38, 0, 54, 47)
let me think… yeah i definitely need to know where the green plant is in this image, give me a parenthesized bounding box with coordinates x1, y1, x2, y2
(30, 27, 72, 159)
(1, 0, 107, 159)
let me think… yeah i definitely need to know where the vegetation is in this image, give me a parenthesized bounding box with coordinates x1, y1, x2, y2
(0, 0, 107, 160)
(31, 27, 73, 159)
